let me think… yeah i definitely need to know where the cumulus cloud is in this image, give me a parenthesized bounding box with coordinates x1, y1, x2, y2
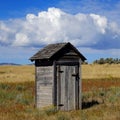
(0, 7, 120, 49)
(90, 14, 107, 34)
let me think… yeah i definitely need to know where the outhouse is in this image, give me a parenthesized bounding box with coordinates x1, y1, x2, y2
(30, 42, 86, 111)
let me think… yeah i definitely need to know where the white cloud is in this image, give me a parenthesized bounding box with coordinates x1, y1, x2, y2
(13, 33, 30, 46)
(90, 14, 107, 34)
(0, 7, 120, 49)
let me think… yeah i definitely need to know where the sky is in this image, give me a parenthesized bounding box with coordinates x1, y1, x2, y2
(0, 0, 120, 64)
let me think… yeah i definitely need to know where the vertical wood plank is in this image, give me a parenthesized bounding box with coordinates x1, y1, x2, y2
(57, 65, 61, 110)
(68, 66, 73, 110)
(35, 67, 37, 107)
(75, 65, 79, 110)
(79, 59, 82, 109)
(64, 66, 68, 111)
(60, 66, 66, 110)
(53, 61, 57, 106)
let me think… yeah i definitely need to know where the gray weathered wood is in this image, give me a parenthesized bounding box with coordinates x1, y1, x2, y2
(36, 66, 53, 108)
(30, 42, 86, 61)
(56, 65, 79, 111)
(79, 59, 82, 109)
(53, 61, 57, 106)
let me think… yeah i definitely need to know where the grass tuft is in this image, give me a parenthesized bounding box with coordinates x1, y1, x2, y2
(44, 106, 58, 116)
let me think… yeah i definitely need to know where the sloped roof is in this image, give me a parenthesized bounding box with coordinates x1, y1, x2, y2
(30, 42, 86, 61)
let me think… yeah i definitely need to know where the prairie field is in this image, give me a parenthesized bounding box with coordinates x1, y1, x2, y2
(0, 64, 120, 120)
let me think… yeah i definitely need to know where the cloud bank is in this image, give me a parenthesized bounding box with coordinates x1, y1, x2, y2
(0, 7, 120, 49)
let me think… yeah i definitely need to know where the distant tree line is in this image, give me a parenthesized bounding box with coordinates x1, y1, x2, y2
(93, 58, 120, 64)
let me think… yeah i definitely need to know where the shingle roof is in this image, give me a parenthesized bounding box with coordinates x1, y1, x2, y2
(30, 42, 86, 61)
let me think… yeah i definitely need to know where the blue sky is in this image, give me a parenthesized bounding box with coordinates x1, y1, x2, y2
(0, 0, 120, 64)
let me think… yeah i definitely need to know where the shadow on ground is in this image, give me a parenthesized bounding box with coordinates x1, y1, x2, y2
(82, 100, 100, 109)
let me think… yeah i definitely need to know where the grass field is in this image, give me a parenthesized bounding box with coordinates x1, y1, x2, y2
(0, 64, 120, 120)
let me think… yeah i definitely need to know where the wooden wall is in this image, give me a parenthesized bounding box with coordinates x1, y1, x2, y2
(36, 66, 53, 108)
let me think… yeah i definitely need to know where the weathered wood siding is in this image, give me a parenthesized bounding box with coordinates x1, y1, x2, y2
(56, 65, 79, 111)
(36, 66, 53, 108)
(79, 59, 82, 109)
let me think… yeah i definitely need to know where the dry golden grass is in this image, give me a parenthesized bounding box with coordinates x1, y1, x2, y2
(82, 64, 120, 79)
(0, 64, 120, 83)
(0, 65, 35, 83)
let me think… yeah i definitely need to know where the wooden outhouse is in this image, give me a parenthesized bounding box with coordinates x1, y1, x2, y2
(30, 42, 86, 111)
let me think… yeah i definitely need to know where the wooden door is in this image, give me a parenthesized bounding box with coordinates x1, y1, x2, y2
(57, 65, 79, 111)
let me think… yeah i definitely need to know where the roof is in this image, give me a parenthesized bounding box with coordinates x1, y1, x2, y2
(30, 42, 86, 61)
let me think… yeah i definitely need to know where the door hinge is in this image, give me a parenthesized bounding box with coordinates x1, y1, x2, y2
(58, 70, 64, 73)
(72, 74, 77, 77)
(58, 104, 64, 107)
